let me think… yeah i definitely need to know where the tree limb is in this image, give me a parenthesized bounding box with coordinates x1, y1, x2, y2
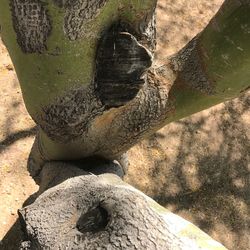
(19, 162, 227, 250)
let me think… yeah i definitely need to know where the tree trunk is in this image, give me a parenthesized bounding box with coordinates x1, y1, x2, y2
(0, 0, 249, 249)
(18, 162, 227, 250)
(0, 0, 249, 166)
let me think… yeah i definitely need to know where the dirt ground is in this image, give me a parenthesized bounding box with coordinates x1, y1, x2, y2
(0, 0, 249, 249)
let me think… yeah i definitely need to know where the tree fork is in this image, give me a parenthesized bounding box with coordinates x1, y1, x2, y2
(0, 0, 159, 164)
(0, 0, 249, 249)
(0, 0, 249, 165)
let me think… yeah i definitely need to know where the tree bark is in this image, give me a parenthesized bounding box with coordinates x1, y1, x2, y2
(0, 0, 249, 165)
(18, 162, 227, 250)
(0, 0, 249, 249)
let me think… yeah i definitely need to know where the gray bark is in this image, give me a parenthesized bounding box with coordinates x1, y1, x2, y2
(19, 162, 227, 250)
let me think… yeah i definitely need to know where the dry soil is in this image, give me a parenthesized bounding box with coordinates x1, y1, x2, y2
(0, 1, 249, 249)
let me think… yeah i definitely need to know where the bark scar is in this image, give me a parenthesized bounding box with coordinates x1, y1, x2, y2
(95, 30, 153, 108)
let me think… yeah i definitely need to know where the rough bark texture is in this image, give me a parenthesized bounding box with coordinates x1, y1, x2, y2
(40, 85, 104, 143)
(1, 0, 247, 167)
(2, 0, 167, 168)
(27, 67, 172, 182)
(12, 1, 158, 165)
(169, 37, 215, 95)
(10, 0, 52, 53)
(18, 163, 227, 250)
(0, 1, 249, 248)
(39, 29, 153, 143)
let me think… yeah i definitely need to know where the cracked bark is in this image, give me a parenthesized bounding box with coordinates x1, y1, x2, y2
(18, 162, 227, 250)
(0, 0, 249, 249)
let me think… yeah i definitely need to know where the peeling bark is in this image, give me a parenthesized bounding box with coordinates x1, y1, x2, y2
(39, 29, 153, 143)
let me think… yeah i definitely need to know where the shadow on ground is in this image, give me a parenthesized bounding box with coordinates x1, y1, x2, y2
(1, 1, 249, 249)
(126, 92, 250, 250)
(0, 127, 37, 154)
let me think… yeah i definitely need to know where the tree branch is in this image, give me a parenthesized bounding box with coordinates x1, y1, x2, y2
(34, 0, 250, 164)
(1, 0, 249, 173)
(163, 0, 250, 123)
(19, 162, 227, 250)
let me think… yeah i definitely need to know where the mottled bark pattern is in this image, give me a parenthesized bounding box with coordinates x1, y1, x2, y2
(40, 86, 104, 143)
(39, 25, 157, 144)
(35, 69, 172, 161)
(10, 0, 51, 53)
(170, 37, 215, 94)
(19, 169, 187, 250)
(53, 0, 108, 40)
(100, 70, 173, 157)
(95, 31, 152, 107)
